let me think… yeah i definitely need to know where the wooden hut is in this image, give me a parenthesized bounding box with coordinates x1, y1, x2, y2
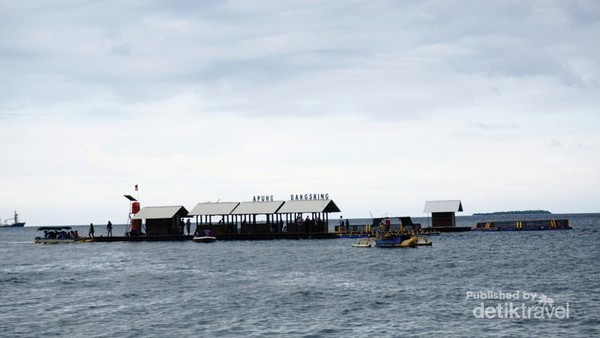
(133, 205, 189, 236)
(423, 200, 463, 228)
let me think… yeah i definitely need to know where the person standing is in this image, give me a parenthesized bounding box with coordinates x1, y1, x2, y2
(107, 220, 113, 237)
(88, 223, 95, 238)
(185, 219, 191, 236)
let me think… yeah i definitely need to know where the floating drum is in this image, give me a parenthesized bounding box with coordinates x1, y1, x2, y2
(131, 219, 141, 233)
(131, 201, 140, 214)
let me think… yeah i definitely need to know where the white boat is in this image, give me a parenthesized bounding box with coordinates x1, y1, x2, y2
(416, 236, 432, 246)
(192, 236, 217, 243)
(34, 226, 82, 244)
(351, 238, 374, 248)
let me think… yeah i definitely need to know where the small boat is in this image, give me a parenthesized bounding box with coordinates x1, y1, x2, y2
(192, 236, 217, 243)
(351, 238, 374, 248)
(34, 226, 82, 244)
(416, 236, 432, 246)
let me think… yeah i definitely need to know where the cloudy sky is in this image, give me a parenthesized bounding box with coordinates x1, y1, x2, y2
(1, 0, 599, 226)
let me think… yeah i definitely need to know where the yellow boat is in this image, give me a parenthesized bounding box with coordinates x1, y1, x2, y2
(399, 236, 418, 247)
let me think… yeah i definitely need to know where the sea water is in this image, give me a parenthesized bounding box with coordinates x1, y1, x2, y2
(1, 214, 598, 337)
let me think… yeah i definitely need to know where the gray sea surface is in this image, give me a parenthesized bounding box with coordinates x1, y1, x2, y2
(1, 213, 599, 337)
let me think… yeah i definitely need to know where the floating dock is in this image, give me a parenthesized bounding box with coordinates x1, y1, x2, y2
(87, 232, 338, 242)
(428, 226, 471, 232)
(473, 219, 571, 231)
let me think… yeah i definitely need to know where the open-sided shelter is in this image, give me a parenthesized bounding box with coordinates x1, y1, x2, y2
(188, 202, 240, 224)
(231, 201, 285, 234)
(276, 199, 341, 233)
(187, 202, 240, 235)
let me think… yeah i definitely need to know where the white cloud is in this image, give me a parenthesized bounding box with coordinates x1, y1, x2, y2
(1, 0, 599, 225)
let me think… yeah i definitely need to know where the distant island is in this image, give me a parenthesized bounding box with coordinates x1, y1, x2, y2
(473, 210, 551, 216)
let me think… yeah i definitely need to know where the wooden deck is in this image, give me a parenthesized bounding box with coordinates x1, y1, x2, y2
(87, 232, 338, 242)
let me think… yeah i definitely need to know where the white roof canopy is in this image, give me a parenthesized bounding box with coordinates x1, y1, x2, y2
(133, 206, 188, 220)
(188, 202, 240, 216)
(423, 200, 463, 213)
(230, 201, 284, 215)
(276, 199, 340, 214)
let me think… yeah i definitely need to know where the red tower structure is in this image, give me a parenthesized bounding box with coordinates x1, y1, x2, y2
(124, 195, 143, 236)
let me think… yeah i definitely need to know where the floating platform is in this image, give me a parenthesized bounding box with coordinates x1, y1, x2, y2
(473, 219, 571, 231)
(336, 232, 371, 238)
(85, 232, 338, 242)
(429, 226, 471, 232)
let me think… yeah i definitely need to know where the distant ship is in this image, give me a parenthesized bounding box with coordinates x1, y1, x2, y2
(1, 211, 26, 227)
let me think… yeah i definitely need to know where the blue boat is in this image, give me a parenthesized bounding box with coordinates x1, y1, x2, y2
(336, 233, 370, 239)
(374, 233, 415, 248)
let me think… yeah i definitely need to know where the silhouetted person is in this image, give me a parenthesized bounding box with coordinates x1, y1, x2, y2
(88, 223, 95, 238)
(179, 218, 185, 235)
(107, 221, 113, 237)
